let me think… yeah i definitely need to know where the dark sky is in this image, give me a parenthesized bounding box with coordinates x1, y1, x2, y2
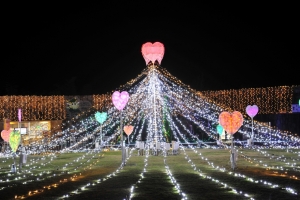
(2, 3, 298, 95)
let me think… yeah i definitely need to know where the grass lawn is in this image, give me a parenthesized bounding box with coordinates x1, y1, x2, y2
(0, 147, 299, 200)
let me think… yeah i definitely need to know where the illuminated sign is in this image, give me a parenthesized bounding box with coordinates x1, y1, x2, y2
(292, 104, 300, 113)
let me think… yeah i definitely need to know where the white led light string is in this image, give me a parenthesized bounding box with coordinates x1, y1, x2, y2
(166, 129, 298, 199)
(0, 153, 58, 187)
(239, 149, 300, 177)
(180, 145, 255, 199)
(187, 146, 299, 196)
(12, 151, 103, 199)
(58, 148, 135, 199)
(128, 152, 149, 199)
(4, 64, 300, 198)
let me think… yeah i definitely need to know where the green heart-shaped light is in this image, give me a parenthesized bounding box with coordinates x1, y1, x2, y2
(216, 124, 223, 135)
(95, 112, 107, 124)
(9, 130, 21, 152)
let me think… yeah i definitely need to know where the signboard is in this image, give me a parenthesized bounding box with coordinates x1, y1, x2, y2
(292, 104, 300, 113)
(11, 128, 27, 135)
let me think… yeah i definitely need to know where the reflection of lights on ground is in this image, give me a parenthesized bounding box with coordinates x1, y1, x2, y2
(3, 147, 300, 199)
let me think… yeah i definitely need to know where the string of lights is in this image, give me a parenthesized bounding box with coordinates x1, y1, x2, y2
(200, 85, 298, 114)
(25, 64, 300, 151)
(0, 64, 299, 150)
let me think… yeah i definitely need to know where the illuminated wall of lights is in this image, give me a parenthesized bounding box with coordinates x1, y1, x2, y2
(200, 85, 299, 115)
(92, 94, 112, 111)
(0, 87, 298, 121)
(0, 95, 66, 121)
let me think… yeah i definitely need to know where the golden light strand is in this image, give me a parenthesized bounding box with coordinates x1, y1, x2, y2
(0, 86, 297, 121)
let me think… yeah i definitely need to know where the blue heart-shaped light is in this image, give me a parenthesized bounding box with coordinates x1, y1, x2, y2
(95, 112, 107, 124)
(216, 124, 223, 135)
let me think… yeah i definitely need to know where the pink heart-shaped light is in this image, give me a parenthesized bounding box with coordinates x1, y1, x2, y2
(112, 91, 129, 111)
(141, 42, 165, 65)
(1, 129, 12, 142)
(219, 111, 243, 135)
(246, 105, 259, 118)
(123, 125, 134, 136)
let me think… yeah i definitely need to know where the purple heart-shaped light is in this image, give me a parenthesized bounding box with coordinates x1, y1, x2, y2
(246, 105, 259, 118)
(112, 91, 129, 111)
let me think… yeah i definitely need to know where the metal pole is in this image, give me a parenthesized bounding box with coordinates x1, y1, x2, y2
(100, 124, 102, 148)
(18, 121, 22, 172)
(127, 135, 130, 147)
(231, 135, 235, 170)
(231, 135, 234, 150)
(153, 65, 158, 142)
(120, 110, 125, 164)
(251, 117, 254, 146)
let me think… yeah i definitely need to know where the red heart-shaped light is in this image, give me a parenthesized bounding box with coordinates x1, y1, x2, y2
(1, 129, 12, 142)
(219, 111, 243, 135)
(141, 42, 165, 65)
(123, 125, 134, 136)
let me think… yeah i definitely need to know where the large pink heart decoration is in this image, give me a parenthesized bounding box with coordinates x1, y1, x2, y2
(1, 129, 12, 142)
(112, 91, 129, 111)
(123, 125, 134, 136)
(219, 111, 243, 135)
(141, 42, 165, 65)
(246, 105, 259, 118)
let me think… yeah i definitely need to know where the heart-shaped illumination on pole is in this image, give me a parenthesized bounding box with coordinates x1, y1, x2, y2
(219, 111, 243, 135)
(246, 105, 259, 142)
(219, 111, 243, 170)
(95, 112, 108, 147)
(95, 112, 107, 124)
(9, 130, 21, 153)
(246, 105, 259, 118)
(141, 42, 165, 65)
(1, 119, 11, 152)
(1, 119, 11, 155)
(216, 124, 223, 135)
(112, 91, 129, 111)
(1, 129, 12, 142)
(124, 125, 134, 136)
(123, 125, 134, 146)
(18, 108, 24, 172)
(112, 91, 130, 165)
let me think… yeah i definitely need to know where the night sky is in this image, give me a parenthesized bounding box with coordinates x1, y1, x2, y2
(2, 3, 298, 96)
